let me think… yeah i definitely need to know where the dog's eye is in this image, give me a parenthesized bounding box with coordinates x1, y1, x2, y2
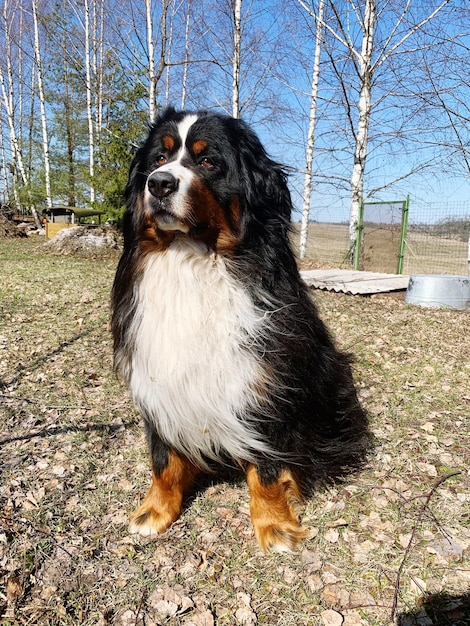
(199, 157, 214, 170)
(156, 155, 167, 166)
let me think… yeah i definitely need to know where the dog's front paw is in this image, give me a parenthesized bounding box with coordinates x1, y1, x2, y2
(246, 464, 310, 552)
(128, 451, 198, 538)
(128, 504, 177, 536)
(252, 519, 310, 553)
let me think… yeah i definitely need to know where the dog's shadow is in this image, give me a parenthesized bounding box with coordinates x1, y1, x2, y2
(397, 592, 470, 626)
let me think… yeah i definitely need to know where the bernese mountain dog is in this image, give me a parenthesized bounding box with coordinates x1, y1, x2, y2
(111, 107, 369, 552)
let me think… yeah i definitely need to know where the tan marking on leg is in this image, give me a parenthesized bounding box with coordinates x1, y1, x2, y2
(246, 464, 309, 552)
(129, 452, 198, 537)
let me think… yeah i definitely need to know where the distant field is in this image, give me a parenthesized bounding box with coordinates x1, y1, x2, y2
(292, 223, 469, 275)
(403, 230, 469, 275)
(291, 223, 351, 268)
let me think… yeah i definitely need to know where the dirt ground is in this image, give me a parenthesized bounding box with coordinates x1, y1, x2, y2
(1, 238, 469, 625)
(0, 214, 28, 239)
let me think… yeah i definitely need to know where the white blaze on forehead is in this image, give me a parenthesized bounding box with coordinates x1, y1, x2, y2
(174, 114, 198, 162)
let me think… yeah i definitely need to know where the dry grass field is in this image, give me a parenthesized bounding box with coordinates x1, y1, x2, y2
(291, 223, 470, 275)
(1, 237, 469, 626)
(291, 224, 351, 269)
(403, 231, 469, 276)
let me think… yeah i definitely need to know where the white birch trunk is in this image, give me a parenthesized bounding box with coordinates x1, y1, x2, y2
(232, 0, 242, 119)
(84, 0, 96, 204)
(17, 7, 24, 152)
(181, 0, 191, 109)
(93, 0, 105, 157)
(299, 0, 325, 260)
(0, 68, 25, 185)
(0, 127, 10, 203)
(32, 0, 52, 209)
(1, 64, 42, 227)
(165, 0, 177, 106)
(3, 0, 22, 193)
(0, 67, 25, 208)
(348, 0, 376, 264)
(145, 0, 157, 123)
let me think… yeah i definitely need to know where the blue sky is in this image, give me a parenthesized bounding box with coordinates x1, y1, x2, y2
(2, 0, 470, 226)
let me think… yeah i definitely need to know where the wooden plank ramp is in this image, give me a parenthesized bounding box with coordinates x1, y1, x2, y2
(300, 269, 410, 296)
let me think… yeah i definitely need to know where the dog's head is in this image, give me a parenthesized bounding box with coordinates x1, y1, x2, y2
(123, 107, 293, 253)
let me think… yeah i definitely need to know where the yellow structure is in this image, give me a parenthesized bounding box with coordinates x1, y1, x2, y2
(43, 206, 105, 239)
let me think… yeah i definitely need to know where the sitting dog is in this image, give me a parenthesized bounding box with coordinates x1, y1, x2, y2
(111, 107, 369, 552)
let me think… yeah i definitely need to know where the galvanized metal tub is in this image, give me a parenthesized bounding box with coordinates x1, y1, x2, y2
(405, 275, 470, 310)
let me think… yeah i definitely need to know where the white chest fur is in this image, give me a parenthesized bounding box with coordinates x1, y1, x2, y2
(126, 239, 274, 469)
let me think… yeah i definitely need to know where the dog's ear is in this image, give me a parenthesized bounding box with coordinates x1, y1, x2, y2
(233, 119, 293, 229)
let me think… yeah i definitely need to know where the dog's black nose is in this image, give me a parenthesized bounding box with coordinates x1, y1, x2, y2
(147, 171, 178, 199)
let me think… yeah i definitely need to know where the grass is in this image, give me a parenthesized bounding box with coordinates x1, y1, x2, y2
(1, 237, 469, 626)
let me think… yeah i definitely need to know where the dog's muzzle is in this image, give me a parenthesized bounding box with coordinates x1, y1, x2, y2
(146, 170, 189, 233)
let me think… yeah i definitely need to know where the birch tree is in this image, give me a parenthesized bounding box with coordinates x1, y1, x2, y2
(93, 0, 105, 154)
(298, 0, 325, 260)
(60, 36, 77, 207)
(349, 0, 375, 261)
(0, 64, 22, 212)
(180, 0, 191, 108)
(232, 0, 242, 118)
(145, 0, 156, 122)
(147, 0, 171, 121)
(0, 125, 9, 202)
(84, 0, 96, 204)
(32, 0, 52, 209)
(1, 0, 22, 213)
(0, 1, 42, 226)
(305, 0, 452, 262)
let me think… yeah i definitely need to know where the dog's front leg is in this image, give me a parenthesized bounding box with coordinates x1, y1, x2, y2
(246, 463, 309, 552)
(129, 433, 198, 536)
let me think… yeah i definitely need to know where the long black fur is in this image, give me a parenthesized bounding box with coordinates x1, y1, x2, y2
(112, 107, 369, 496)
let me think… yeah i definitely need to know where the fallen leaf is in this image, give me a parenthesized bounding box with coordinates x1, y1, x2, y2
(6, 576, 23, 603)
(398, 533, 412, 549)
(281, 566, 297, 584)
(307, 574, 323, 592)
(349, 590, 376, 609)
(119, 610, 137, 626)
(235, 606, 257, 625)
(324, 529, 340, 543)
(326, 518, 349, 528)
(342, 610, 366, 626)
(153, 599, 177, 618)
(321, 609, 344, 626)
(322, 584, 339, 606)
(421, 421, 435, 433)
(427, 536, 464, 558)
(51, 464, 67, 476)
(185, 609, 215, 626)
(321, 584, 350, 609)
(416, 462, 438, 476)
(409, 577, 426, 596)
(301, 549, 322, 571)
(352, 540, 375, 563)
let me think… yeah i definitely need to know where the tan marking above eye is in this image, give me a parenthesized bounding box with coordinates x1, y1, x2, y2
(162, 135, 175, 151)
(192, 139, 208, 156)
